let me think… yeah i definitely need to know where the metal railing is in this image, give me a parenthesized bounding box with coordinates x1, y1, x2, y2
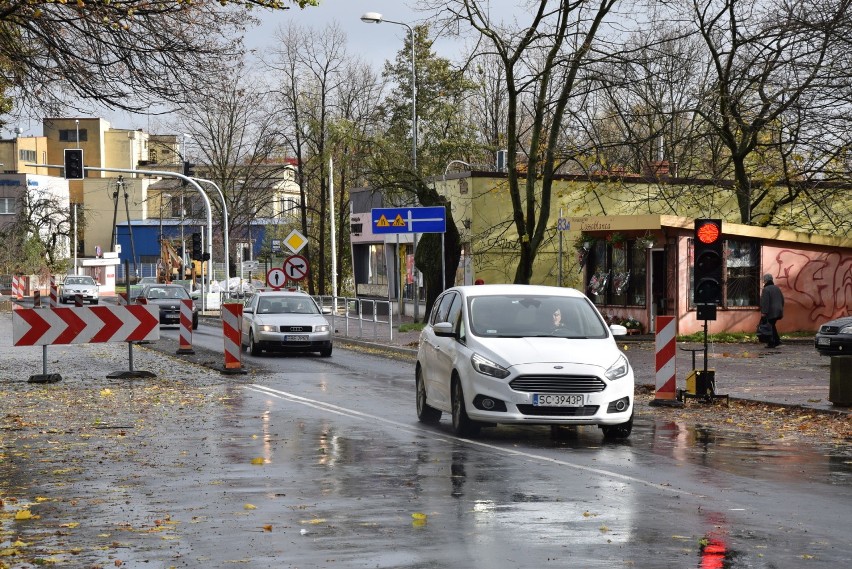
(313, 296, 394, 343)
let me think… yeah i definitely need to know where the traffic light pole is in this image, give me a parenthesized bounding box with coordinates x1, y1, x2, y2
(57, 165, 213, 312)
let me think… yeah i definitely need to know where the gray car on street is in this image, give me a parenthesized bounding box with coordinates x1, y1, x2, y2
(60, 275, 99, 304)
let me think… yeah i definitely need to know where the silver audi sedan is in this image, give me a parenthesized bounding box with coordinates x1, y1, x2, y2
(241, 291, 333, 357)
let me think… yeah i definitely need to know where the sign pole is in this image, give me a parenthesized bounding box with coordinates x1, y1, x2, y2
(441, 233, 446, 293)
(558, 208, 563, 287)
(397, 233, 402, 325)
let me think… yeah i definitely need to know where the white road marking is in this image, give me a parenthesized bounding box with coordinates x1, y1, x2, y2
(246, 383, 699, 497)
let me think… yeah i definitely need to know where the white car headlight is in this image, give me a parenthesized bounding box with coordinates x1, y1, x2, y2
(471, 353, 510, 379)
(259, 325, 277, 332)
(840, 325, 852, 335)
(315, 324, 329, 332)
(605, 354, 630, 381)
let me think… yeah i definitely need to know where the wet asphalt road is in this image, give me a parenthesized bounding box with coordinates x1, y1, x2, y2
(3, 316, 851, 568)
(152, 324, 852, 568)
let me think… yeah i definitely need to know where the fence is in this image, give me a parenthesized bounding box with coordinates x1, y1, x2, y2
(313, 296, 394, 343)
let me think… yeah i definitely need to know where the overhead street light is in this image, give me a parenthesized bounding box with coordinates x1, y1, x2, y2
(362, 10, 422, 320)
(360, 12, 417, 172)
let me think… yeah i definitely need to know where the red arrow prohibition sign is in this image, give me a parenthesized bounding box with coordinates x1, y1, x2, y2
(283, 254, 309, 281)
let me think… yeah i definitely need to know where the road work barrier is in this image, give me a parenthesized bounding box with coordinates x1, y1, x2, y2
(650, 315, 683, 407)
(177, 299, 195, 355)
(49, 275, 58, 308)
(11, 275, 22, 309)
(221, 303, 246, 374)
(12, 305, 160, 382)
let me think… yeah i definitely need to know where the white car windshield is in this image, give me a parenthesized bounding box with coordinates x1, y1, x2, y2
(65, 277, 95, 285)
(468, 295, 608, 338)
(255, 297, 320, 315)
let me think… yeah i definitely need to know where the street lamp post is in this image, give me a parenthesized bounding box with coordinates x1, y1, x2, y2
(360, 12, 416, 172)
(361, 11, 420, 320)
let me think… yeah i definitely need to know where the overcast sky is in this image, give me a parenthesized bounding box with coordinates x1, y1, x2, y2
(16, 1, 517, 136)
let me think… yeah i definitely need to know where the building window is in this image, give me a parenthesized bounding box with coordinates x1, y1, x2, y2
(368, 244, 388, 286)
(688, 238, 759, 307)
(0, 197, 16, 214)
(59, 129, 88, 142)
(725, 240, 759, 306)
(19, 149, 36, 162)
(280, 197, 299, 213)
(585, 238, 647, 306)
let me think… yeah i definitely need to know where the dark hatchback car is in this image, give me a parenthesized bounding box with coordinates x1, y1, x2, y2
(139, 284, 199, 329)
(815, 316, 852, 356)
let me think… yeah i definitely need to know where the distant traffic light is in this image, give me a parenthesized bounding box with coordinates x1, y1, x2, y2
(64, 149, 84, 179)
(693, 219, 723, 309)
(190, 232, 202, 261)
(182, 160, 196, 186)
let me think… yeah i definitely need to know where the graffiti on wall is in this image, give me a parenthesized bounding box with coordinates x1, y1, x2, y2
(772, 249, 852, 321)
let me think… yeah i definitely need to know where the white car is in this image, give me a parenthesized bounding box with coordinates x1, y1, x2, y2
(60, 275, 99, 304)
(241, 291, 333, 357)
(416, 284, 634, 438)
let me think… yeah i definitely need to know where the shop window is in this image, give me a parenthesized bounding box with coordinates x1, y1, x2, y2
(368, 244, 388, 286)
(725, 240, 759, 306)
(585, 238, 647, 306)
(688, 238, 759, 307)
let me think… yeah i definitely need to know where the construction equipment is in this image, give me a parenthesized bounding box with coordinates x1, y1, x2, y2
(159, 239, 183, 283)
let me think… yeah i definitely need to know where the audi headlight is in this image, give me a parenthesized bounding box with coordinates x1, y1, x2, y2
(259, 325, 277, 332)
(315, 324, 329, 332)
(605, 354, 630, 381)
(471, 353, 510, 379)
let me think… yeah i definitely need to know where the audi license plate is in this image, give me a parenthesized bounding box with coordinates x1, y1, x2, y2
(285, 335, 310, 342)
(532, 394, 585, 407)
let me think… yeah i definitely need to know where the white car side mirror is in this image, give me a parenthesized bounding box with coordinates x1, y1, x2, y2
(610, 324, 628, 336)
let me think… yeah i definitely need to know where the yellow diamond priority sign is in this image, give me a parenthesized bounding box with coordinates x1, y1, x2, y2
(284, 229, 307, 254)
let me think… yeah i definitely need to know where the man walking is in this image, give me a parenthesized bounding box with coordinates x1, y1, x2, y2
(760, 274, 785, 348)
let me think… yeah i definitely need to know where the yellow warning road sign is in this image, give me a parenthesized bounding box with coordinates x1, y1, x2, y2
(377, 215, 390, 227)
(392, 215, 406, 226)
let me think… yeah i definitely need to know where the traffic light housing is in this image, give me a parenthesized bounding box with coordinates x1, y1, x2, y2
(182, 160, 195, 186)
(190, 232, 202, 261)
(693, 219, 723, 308)
(64, 149, 84, 179)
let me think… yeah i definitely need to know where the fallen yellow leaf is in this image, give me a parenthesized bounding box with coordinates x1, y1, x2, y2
(411, 512, 427, 521)
(244, 504, 257, 510)
(250, 457, 265, 465)
(15, 509, 32, 520)
(100, 389, 113, 397)
(60, 522, 80, 528)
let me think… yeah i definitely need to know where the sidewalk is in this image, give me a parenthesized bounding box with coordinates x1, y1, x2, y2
(334, 317, 851, 416)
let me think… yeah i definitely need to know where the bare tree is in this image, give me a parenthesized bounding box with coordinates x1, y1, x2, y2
(265, 22, 354, 296)
(173, 65, 287, 276)
(0, 0, 311, 119)
(430, 0, 623, 284)
(687, 0, 852, 224)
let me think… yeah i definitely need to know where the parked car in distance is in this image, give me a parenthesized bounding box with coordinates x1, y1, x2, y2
(241, 291, 333, 357)
(139, 284, 198, 329)
(415, 284, 633, 438)
(815, 316, 852, 356)
(60, 275, 99, 304)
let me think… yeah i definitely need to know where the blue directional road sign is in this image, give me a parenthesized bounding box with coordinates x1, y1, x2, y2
(371, 206, 446, 234)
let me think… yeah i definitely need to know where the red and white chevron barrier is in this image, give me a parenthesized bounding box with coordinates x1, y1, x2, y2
(177, 299, 195, 354)
(11, 275, 22, 309)
(12, 305, 160, 346)
(650, 315, 681, 406)
(49, 275, 58, 308)
(12, 275, 22, 299)
(221, 303, 246, 374)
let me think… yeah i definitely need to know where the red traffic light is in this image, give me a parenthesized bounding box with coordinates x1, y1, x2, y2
(696, 220, 721, 244)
